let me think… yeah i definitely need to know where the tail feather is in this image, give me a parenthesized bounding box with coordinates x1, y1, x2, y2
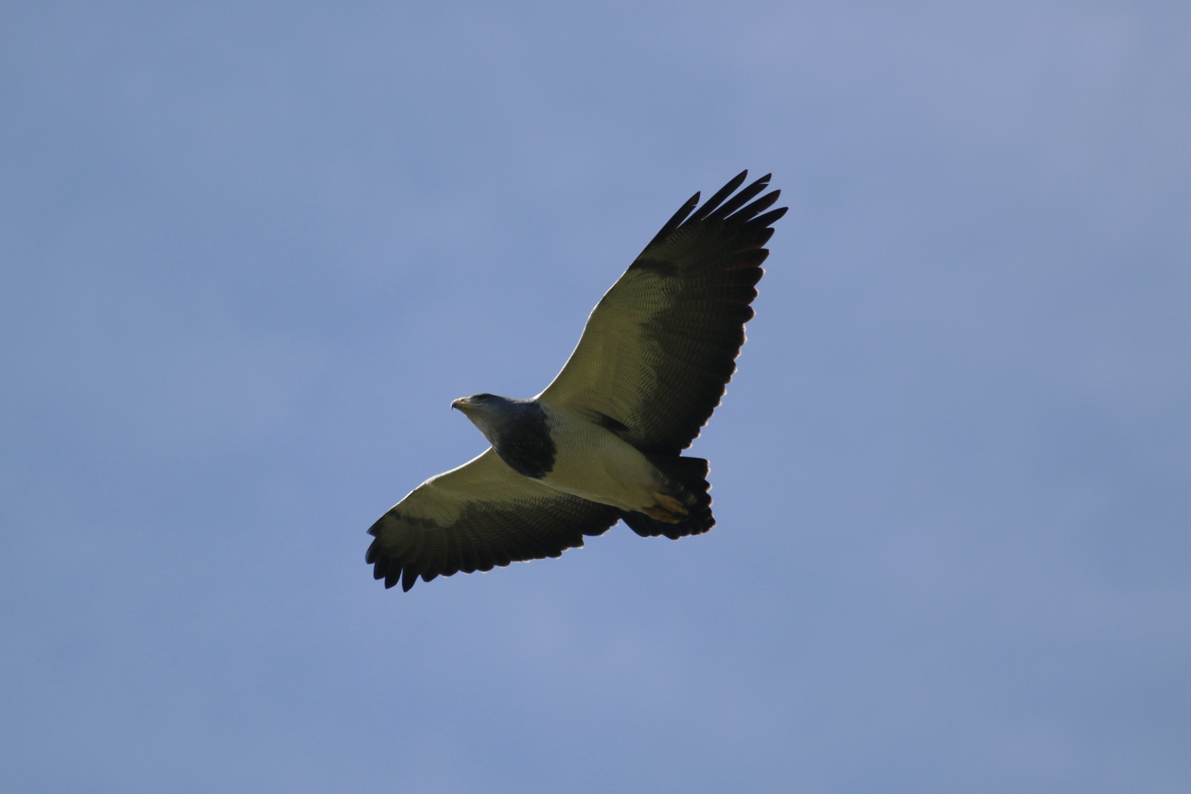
(621, 455, 715, 540)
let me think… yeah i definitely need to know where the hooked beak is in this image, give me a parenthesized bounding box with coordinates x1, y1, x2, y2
(451, 397, 471, 411)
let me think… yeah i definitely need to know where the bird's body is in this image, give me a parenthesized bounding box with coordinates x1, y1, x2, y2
(452, 394, 679, 518)
(535, 401, 664, 515)
(366, 171, 786, 591)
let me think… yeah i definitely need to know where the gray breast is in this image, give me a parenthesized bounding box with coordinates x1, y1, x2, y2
(490, 400, 556, 479)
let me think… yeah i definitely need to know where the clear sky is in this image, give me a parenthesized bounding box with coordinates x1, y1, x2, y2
(2, 2, 1189, 792)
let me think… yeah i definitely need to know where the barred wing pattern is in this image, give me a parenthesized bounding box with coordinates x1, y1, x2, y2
(366, 449, 620, 591)
(539, 171, 786, 454)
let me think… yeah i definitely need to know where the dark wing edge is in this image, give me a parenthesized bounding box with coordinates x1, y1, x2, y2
(365, 449, 620, 592)
(540, 170, 788, 454)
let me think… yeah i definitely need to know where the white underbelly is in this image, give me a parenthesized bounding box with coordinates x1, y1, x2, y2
(536, 409, 657, 512)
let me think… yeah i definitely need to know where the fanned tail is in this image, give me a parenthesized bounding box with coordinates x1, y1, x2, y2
(620, 455, 715, 540)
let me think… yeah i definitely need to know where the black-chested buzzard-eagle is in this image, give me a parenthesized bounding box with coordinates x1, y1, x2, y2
(366, 171, 786, 591)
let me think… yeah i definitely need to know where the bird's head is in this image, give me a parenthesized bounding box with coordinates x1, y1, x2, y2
(452, 393, 515, 442)
(451, 393, 499, 413)
(451, 393, 540, 451)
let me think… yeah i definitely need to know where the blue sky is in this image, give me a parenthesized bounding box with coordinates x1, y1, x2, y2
(2, 2, 1189, 792)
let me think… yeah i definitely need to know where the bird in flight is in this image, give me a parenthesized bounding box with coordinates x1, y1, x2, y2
(366, 171, 786, 591)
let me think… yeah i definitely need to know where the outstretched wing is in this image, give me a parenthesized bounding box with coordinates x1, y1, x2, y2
(366, 449, 620, 591)
(538, 171, 786, 455)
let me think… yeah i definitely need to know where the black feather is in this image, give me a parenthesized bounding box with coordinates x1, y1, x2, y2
(688, 170, 749, 222)
(708, 173, 771, 221)
(643, 192, 700, 250)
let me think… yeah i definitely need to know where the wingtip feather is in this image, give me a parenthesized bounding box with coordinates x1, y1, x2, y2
(689, 170, 749, 223)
